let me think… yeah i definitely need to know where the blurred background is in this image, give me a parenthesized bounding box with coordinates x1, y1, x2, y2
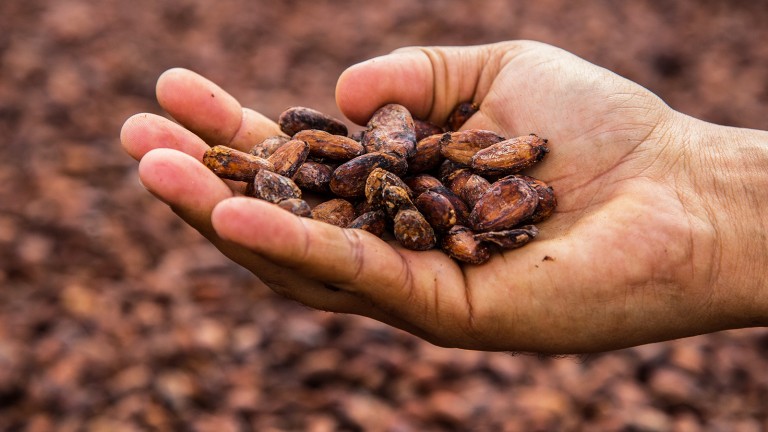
(1, 1, 767, 431)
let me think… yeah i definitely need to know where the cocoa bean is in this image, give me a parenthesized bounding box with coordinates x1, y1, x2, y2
(446, 101, 480, 131)
(293, 161, 334, 193)
(438, 159, 466, 183)
(278, 106, 348, 137)
(456, 173, 491, 208)
(348, 210, 387, 237)
(428, 185, 471, 225)
(470, 176, 539, 232)
(403, 174, 443, 196)
(203, 145, 274, 182)
(361, 104, 417, 158)
(515, 175, 557, 223)
(474, 225, 539, 250)
(393, 209, 436, 251)
(293, 129, 365, 161)
(413, 119, 444, 141)
(329, 152, 407, 198)
(407, 134, 444, 174)
(277, 198, 312, 217)
(471, 134, 549, 176)
(415, 191, 457, 232)
(382, 185, 415, 218)
(311, 198, 356, 228)
(250, 135, 289, 159)
(267, 139, 309, 178)
(439, 129, 505, 165)
(252, 170, 302, 204)
(365, 168, 412, 210)
(441, 225, 490, 264)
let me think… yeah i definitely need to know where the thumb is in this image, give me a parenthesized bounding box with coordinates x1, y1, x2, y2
(335, 42, 522, 125)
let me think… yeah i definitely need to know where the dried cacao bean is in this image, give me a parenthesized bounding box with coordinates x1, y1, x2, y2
(393, 209, 436, 251)
(439, 129, 505, 165)
(329, 152, 407, 198)
(267, 139, 309, 178)
(250, 135, 289, 159)
(456, 173, 492, 208)
(203, 145, 274, 182)
(277, 198, 313, 217)
(474, 225, 539, 250)
(415, 191, 457, 232)
(294, 129, 365, 161)
(471, 134, 549, 176)
(365, 168, 412, 210)
(382, 185, 415, 218)
(470, 176, 538, 232)
(311, 198, 356, 228)
(293, 161, 334, 193)
(361, 104, 417, 158)
(407, 134, 444, 174)
(515, 175, 557, 223)
(441, 225, 490, 264)
(278, 106, 348, 137)
(446, 101, 480, 131)
(413, 119, 444, 141)
(348, 210, 387, 237)
(252, 170, 302, 204)
(403, 174, 444, 196)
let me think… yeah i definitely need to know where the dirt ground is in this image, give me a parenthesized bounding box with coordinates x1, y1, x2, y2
(1, 1, 768, 431)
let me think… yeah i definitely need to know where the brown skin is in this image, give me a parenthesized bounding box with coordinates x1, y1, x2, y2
(121, 41, 768, 354)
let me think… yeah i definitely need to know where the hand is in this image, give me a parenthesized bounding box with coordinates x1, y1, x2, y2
(121, 41, 768, 353)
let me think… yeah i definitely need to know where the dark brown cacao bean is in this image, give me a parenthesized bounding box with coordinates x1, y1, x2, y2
(278, 106, 348, 137)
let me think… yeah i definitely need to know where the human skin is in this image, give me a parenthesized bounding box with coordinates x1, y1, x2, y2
(120, 41, 768, 354)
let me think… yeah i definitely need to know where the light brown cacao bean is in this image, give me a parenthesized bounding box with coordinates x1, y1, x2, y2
(267, 139, 309, 178)
(415, 191, 457, 232)
(203, 145, 274, 182)
(250, 135, 289, 159)
(311, 198, 356, 227)
(407, 134, 444, 174)
(277, 198, 313, 217)
(439, 129, 506, 165)
(514, 175, 557, 223)
(469, 176, 539, 232)
(471, 134, 549, 176)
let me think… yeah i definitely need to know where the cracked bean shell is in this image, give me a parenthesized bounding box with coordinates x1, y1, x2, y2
(441, 225, 490, 264)
(469, 176, 538, 232)
(474, 225, 539, 250)
(250, 135, 289, 159)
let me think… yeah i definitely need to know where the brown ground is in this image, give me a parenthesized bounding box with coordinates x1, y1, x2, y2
(1, 1, 768, 431)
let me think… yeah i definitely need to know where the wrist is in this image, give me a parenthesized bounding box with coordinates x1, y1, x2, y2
(688, 119, 768, 327)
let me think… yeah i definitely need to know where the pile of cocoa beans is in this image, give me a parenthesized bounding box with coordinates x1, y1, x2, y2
(202, 103, 555, 264)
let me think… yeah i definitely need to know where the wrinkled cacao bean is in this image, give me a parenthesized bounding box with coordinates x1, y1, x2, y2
(474, 225, 538, 250)
(470, 176, 539, 232)
(471, 134, 549, 176)
(203, 145, 274, 182)
(365, 168, 412, 210)
(407, 134, 444, 174)
(294, 129, 365, 161)
(515, 175, 557, 223)
(252, 170, 302, 204)
(361, 104, 417, 158)
(267, 139, 309, 178)
(329, 152, 407, 198)
(439, 129, 506, 165)
(250, 135, 289, 159)
(293, 161, 334, 193)
(393, 209, 436, 251)
(278, 106, 348, 137)
(311, 198, 356, 228)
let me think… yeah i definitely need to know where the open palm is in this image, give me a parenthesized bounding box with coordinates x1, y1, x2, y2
(122, 41, 743, 353)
